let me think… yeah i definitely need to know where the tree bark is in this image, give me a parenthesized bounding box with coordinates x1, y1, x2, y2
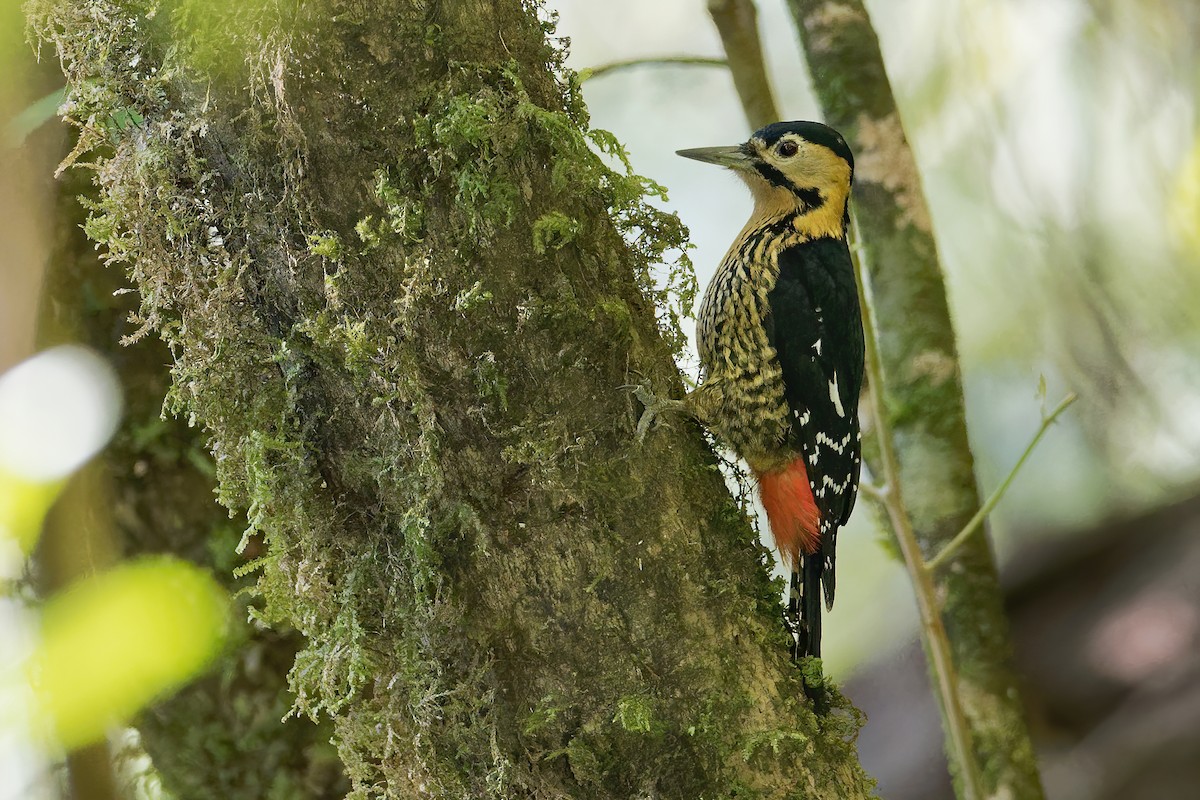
(31, 0, 875, 796)
(39, 155, 349, 799)
(785, 2, 1045, 798)
(708, 0, 780, 130)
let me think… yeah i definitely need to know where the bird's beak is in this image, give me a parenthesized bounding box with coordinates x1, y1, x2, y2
(676, 144, 755, 172)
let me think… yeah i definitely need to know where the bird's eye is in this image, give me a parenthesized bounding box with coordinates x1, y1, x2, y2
(777, 140, 799, 157)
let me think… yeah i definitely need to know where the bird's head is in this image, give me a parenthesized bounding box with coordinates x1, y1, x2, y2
(678, 121, 854, 233)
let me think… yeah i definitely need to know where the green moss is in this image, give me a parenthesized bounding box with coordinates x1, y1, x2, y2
(472, 352, 508, 412)
(565, 736, 602, 786)
(83, 211, 117, 244)
(453, 281, 493, 313)
(612, 695, 658, 735)
(353, 216, 380, 250)
(532, 210, 580, 254)
(590, 297, 634, 346)
(39, 142, 350, 799)
(369, 170, 426, 246)
(740, 728, 810, 763)
(522, 697, 563, 736)
(306, 231, 343, 261)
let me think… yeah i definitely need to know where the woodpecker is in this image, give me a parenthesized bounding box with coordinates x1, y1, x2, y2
(642, 121, 864, 662)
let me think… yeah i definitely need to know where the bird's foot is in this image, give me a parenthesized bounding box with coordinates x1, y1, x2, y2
(628, 383, 688, 442)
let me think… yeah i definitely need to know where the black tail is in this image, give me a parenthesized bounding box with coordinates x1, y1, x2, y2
(804, 553, 823, 659)
(787, 555, 824, 660)
(787, 567, 801, 658)
(788, 558, 830, 712)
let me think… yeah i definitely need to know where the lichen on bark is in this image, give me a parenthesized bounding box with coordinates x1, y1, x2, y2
(31, 0, 875, 796)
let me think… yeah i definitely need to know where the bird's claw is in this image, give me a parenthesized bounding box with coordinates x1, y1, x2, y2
(628, 383, 686, 443)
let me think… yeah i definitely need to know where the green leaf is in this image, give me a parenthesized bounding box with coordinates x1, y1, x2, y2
(27, 557, 229, 749)
(4, 87, 65, 147)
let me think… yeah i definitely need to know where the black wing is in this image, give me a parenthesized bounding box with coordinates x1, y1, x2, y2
(764, 236, 865, 607)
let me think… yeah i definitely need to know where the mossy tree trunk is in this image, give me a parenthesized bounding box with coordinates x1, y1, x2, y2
(32, 0, 875, 796)
(38, 163, 348, 799)
(786, 2, 1045, 798)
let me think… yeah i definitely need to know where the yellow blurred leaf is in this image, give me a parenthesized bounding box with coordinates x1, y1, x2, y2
(27, 557, 229, 749)
(1168, 133, 1200, 259)
(0, 467, 63, 553)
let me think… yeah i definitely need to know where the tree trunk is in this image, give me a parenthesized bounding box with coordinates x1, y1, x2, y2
(31, 0, 875, 796)
(39, 157, 349, 799)
(785, 2, 1045, 798)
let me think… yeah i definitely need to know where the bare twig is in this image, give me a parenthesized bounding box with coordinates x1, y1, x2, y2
(707, 0, 780, 128)
(928, 393, 1078, 572)
(849, 214, 987, 800)
(786, 2, 1046, 796)
(582, 56, 728, 82)
(856, 480, 888, 502)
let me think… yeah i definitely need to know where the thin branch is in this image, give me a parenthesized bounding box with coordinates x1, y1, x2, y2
(581, 56, 728, 82)
(928, 392, 1078, 572)
(787, 2, 1046, 795)
(707, 0, 780, 128)
(849, 213, 987, 800)
(856, 480, 888, 502)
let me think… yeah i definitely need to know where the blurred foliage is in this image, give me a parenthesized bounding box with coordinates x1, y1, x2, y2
(0, 470, 62, 553)
(4, 87, 65, 147)
(29, 556, 228, 750)
(879, 0, 1200, 506)
(0, 347, 230, 776)
(1170, 135, 1200, 260)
